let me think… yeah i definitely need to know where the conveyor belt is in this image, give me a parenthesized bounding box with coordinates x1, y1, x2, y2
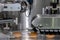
(40, 29, 60, 34)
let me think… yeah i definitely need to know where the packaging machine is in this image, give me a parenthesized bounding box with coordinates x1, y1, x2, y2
(31, 0, 60, 34)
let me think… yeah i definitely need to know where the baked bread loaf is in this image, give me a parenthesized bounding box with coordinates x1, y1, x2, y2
(29, 32, 37, 38)
(13, 32, 21, 38)
(46, 34, 55, 39)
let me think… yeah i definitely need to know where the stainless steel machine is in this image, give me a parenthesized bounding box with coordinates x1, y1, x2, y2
(0, 0, 31, 40)
(30, 0, 60, 40)
(32, 0, 60, 34)
(0, 0, 60, 40)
